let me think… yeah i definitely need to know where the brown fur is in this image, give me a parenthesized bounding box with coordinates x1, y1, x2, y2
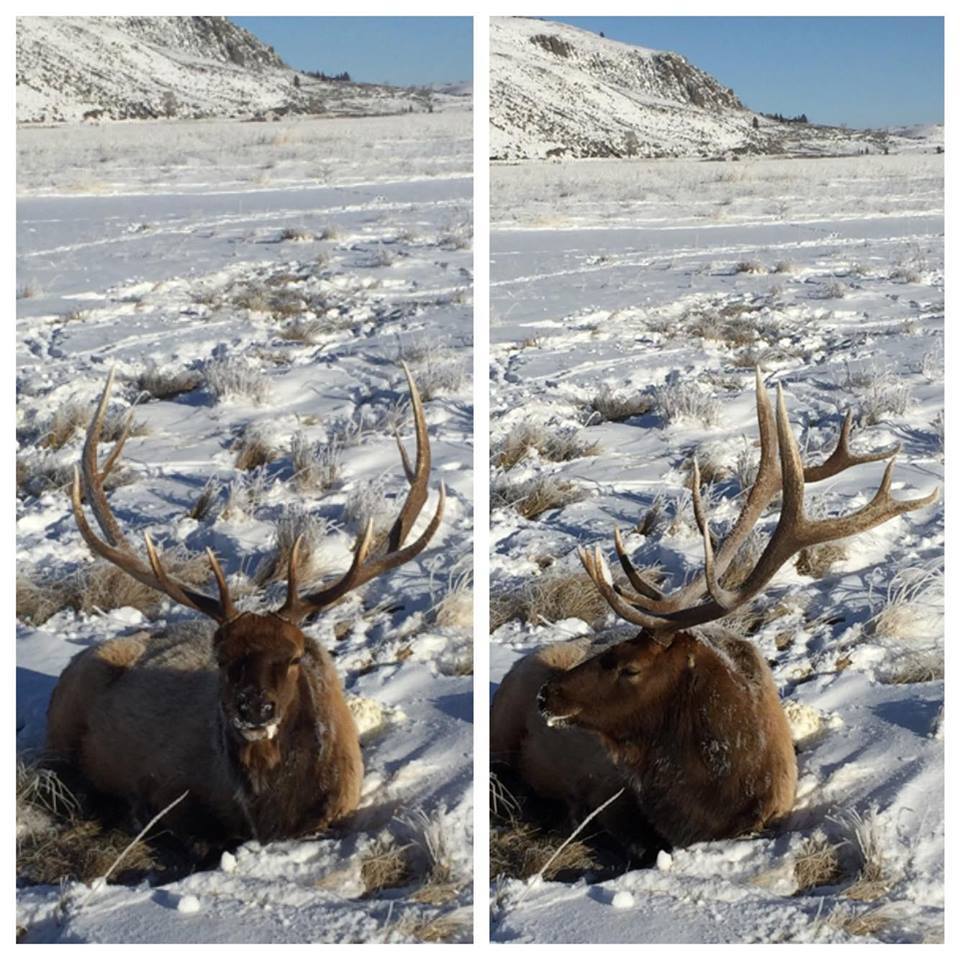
(46, 614, 362, 843)
(492, 626, 796, 852)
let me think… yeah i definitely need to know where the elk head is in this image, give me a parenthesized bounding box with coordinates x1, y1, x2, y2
(71, 364, 445, 746)
(538, 631, 686, 737)
(544, 371, 938, 728)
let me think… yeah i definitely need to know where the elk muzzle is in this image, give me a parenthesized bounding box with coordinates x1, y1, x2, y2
(537, 680, 583, 728)
(231, 687, 281, 741)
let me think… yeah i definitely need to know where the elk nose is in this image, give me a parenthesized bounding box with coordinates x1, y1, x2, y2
(259, 700, 275, 721)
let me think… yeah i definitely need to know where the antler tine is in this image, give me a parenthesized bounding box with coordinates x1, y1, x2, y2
(586, 373, 938, 633)
(280, 481, 446, 624)
(277, 364, 444, 624)
(577, 545, 670, 635)
(205, 547, 238, 621)
(81, 367, 128, 547)
(683, 384, 939, 618)
(617, 370, 780, 615)
(386, 361, 430, 552)
(804, 410, 900, 483)
(98, 410, 132, 485)
(72, 372, 228, 623)
(613, 527, 664, 601)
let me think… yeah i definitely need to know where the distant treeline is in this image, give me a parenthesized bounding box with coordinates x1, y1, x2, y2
(302, 70, 352, 82)
(762, 112, 809, 124)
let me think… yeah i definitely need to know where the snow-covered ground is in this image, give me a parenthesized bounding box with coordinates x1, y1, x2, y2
(16, 110, 473, 943)
(490, 153, 943, 943)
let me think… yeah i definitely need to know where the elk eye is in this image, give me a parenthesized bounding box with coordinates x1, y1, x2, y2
(620, 664, 643, 677)
(289, 656, 302, 667)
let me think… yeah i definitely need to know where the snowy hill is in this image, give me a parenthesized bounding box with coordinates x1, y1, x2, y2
(490, 18, 936, 161)
(16, 17, 454, 124)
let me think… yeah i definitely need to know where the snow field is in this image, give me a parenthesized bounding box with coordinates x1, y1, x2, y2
(17, 110, 473, 943)
(489, 152, 943, 943)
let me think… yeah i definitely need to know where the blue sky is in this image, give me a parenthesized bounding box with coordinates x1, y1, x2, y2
(231, 17, 472, 87)
(547, 17, 943, 128)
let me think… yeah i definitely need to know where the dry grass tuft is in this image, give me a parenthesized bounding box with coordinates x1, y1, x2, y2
(825, 905, 892, 939)
(587, 385, 654, 423)
(42, 402, 89, 450)
(386, 911, 470, 943)
(233, 426, 276, 471)
(491, 476, 586, 520)
(494, 423, 600, 471)
(290, 431, 343, 493)
(16, 576, 64, 626)
(205, 359, 270, 404)
(134, 365, 204, 401)
(187, 478, 223, 520)
(411, 354, 467, 401)
(254, 510, 330, 586)
(734, 260, 767, 274)
(17, 760, 80, 822)
(793, 833, 843, 893)
(654, 381, 720, 427)
(839, 810, 890, 902)
(795, 543, 847, 579)
(361, 837, 413, 895)
(881, 650, 944, 685)
(18, 817, 158, 887)
(16, 761, 156, 886)
(636, 495, 664, 537)
(279, 225, 314, 242)
(432, 575, 473, 631)
(866, 562, 943, 643)
(18, 551, 212, 625)
(490, 572, 610, 631)
(490, 818, 597, 881)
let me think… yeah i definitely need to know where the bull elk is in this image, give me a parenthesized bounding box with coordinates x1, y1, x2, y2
(47, 364, 444, 843)
(491, 372, 937, 855)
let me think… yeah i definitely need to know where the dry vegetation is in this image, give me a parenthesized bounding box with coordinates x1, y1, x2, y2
(490, 571, 611, 632)
(133, 365, 204, 401)
(233, 425, 276, 471)
(254, 509, 331, 586)
(491, 817, 597, 882)
(493, 422, 601, 470)
(795, 543, 848, 579)
(205, 358, 270, 403)
(655, 380, 721, 427)
(793, 833, 843, 893)
(491, 475, 586, 520)
(16, 760, 157, 887)
(587, 385, 654, 423)
(17, 551, 211, 626)
(290, 430, 344, 493)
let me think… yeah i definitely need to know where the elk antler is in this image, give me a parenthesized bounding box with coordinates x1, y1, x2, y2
(580, 372, 938, 637)
(277, 361, 445, 624)
(71, 368, 236, 623)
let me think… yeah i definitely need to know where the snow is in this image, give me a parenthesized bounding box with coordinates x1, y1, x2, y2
(17, 108, 473, 943)
(490, 152, 943, 944)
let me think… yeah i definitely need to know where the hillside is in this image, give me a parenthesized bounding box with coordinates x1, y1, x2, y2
(16, 16, 457, 124)
(490, 18, 934, 160)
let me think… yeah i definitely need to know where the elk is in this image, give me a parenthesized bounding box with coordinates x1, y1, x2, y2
(47, 364, 444, 844)
(491, 372, 937, 855)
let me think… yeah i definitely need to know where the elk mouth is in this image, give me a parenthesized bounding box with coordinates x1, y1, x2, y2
(231, 718, 281, 741)
(537, 683, 580, 728)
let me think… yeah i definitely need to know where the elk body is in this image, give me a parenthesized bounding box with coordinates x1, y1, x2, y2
(47, 365, 444, 844)
(492, 372, 937, 854)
